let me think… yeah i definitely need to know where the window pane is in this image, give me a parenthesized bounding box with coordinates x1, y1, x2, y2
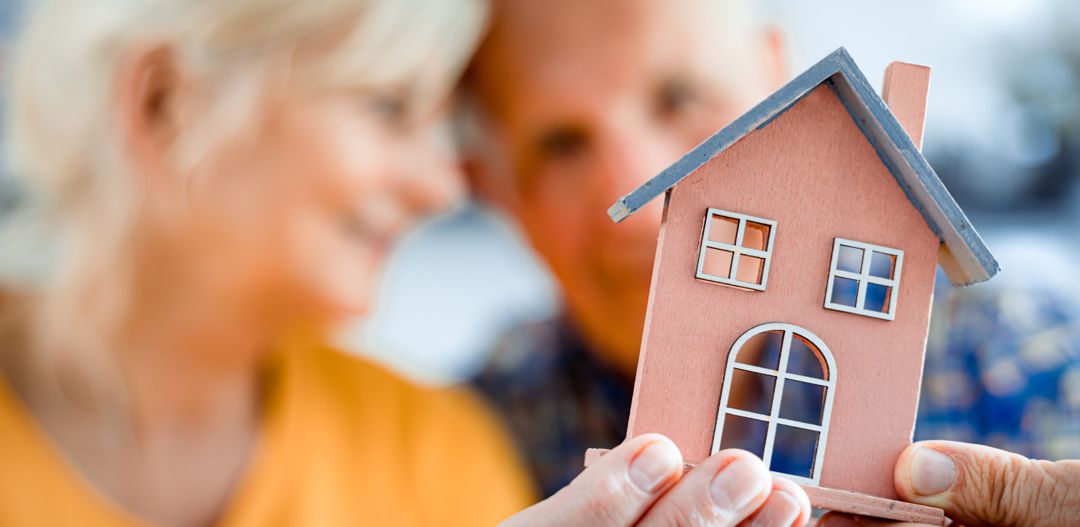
(719, 414, 768, 459)
(742, 221, 771, 251)
(830, 277, 859, 307)
(864, 283, 893, 313)
(702, 248, 733, 279)
(869, 251, 896, 279)
(779, 380, 826, 425)
(786, 335, 827, 379)
(708, 215, 739, 245)
(770, 425, 819, 479)
(736, 255, 765, 285)
(727, 369, 775, 415)
(836, 245, 864, 273)
(735, 330, 783, 370)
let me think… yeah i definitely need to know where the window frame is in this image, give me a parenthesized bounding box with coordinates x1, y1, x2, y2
(711, 323, 837, 486)
(695, 208, 778, 291)
(823, 238, 904, 321)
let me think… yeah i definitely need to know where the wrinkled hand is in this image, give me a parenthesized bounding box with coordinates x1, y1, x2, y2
(501, 433, 810, 527)
(818, 440, 1080, 527)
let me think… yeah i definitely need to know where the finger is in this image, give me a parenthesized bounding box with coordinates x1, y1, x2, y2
(894, 440, 1080, 527)
(740, 475, 812, 527)
(816, 512, 934, 527)
(637, 448, 774, 526)
(500, 433, 683, 527)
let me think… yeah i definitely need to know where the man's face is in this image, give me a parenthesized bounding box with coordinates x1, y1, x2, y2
(469, 0, 786, 375)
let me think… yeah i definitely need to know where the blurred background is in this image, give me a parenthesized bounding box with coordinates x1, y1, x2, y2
(345, 0, 1080, 384)
(1, 0, 1077, 385)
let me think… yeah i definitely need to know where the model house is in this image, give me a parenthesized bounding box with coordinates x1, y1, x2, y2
(593, 48, 999, 523)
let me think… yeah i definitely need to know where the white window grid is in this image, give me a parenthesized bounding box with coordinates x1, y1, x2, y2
(695, 208, 777, 292)
(823, 238, 904, 321)
(711, 323, 837, 486)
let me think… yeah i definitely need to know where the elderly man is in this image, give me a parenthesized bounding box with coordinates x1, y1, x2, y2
(464, 0, 1080, 525)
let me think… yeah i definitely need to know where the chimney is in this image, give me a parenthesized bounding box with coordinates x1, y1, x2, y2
(881, 62, 931, 150)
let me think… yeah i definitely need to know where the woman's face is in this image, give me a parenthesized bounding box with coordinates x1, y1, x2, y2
(158, 61, 462, 325)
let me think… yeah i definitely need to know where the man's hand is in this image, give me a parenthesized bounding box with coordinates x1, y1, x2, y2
(502, 433, 811, 526)
(819, 440, 1080, 527)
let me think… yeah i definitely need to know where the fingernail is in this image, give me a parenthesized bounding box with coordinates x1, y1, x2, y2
(710, 458, 766, 511)
(751, 490, 801, 527)
(628, 441, 681, 493)
(910, 446, 956, 496)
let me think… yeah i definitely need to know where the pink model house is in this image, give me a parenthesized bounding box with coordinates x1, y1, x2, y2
(592, 49, 999, 524)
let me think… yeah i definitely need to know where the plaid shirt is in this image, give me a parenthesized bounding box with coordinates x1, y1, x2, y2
(473, 288, 1080, 498)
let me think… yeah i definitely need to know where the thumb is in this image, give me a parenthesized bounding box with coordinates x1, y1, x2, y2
(894, 440, 1080, 527)
(500, 433, 684, 527)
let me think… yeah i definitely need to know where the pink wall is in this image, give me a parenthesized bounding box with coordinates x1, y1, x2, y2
(627, 85, 940, 499)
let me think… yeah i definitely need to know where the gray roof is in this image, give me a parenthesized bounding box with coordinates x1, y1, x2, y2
(607, 47, 999, 287)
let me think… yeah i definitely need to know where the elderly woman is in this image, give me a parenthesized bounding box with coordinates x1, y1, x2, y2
(0, 1, 812, 526)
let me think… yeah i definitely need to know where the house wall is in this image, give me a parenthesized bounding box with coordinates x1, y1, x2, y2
(627, 84, 940, 499)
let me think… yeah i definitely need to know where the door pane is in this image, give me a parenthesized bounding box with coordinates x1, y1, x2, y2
(771, 425, 819, 479)
(779, 380, 826, 426)
(727, 369, 775, 416)
(735, 330, 783, 370)
(718, 414, 768, 459)
(786, 335, 826, 379)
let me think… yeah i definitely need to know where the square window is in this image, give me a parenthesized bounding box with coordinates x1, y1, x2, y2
(771, 425, 819, 479)
(742, 222, 771, 251)
(718, 414, 769, 459)
(709, 215, 739, 245)
(864, 283, 893, 313)
(869, 251, 896, 279)
(824, 239, 903, 320)
(829, 277, 859, 307)
(836, 245, 864, 273)
(728, 369, 776, 415)
(702, 248, 734, 279)
(736, 254, 765, 285)
(696, 209, 776, 291)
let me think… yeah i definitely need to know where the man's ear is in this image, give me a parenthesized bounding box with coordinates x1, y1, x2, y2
(761, 26, 789, 91)
(457, 108, 522, 214)
(116, 47, 183, 180)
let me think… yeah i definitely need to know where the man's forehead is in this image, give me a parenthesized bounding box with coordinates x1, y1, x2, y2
(472, 0, 756, 112)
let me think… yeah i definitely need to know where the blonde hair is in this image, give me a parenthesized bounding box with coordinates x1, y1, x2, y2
(0, 0, 486, 382)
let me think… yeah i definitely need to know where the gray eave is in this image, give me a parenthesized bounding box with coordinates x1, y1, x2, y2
(607, 47, 999, 287)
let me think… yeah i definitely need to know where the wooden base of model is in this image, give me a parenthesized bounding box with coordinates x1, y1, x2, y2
(584, 449, 945, 526)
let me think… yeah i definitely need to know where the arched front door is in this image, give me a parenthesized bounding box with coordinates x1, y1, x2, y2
(711, 323, 836, 485)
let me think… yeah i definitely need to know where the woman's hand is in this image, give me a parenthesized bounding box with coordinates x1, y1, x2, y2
(502, 433, 811, 526)
(819, 440, 1080, 527)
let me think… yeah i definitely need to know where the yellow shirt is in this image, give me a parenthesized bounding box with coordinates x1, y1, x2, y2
(0, 343, 535, 526)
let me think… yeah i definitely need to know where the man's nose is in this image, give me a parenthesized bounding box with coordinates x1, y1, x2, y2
(590, 129, 682, 227)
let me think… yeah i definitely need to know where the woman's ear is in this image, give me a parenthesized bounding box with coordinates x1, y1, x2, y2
(116, 47, 184, 180)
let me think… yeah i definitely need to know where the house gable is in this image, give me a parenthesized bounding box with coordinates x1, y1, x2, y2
(608, 48, 998, 287)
